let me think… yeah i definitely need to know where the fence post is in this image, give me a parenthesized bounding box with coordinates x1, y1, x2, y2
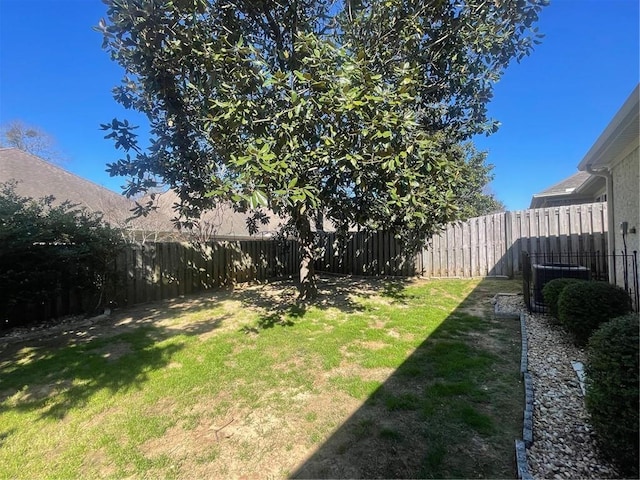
(522, 251, 531, 311)
(504, 211, 514, 277)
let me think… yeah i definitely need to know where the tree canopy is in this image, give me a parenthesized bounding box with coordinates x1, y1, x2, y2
(98, 0, 545, 297)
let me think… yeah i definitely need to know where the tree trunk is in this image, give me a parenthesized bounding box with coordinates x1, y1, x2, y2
(295, 210, 317, 300)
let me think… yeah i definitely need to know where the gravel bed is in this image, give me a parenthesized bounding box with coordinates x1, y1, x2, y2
(495, 294, 620, 479)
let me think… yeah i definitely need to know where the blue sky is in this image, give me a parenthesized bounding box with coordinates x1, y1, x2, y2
(0, 0, 638, 211)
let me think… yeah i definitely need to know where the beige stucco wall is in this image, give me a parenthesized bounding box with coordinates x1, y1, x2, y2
(611, 145, 640, 293)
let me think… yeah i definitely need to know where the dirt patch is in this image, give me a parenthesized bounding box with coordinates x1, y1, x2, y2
(460, 305, 489, 317)
(370, 318, 387, 329)
(356, 340, 388, 350)
(326, 364, 395, 383)
(2, 379, 74, 405)
(82, 405, 123, 430)
(138, 391, 364, 479)
(81, 448, 117, 478)
(459, 293, 494, 317)
(88, 341, 133, 363)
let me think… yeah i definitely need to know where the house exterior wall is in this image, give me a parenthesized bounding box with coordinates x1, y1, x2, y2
(611, 145, 640, 292)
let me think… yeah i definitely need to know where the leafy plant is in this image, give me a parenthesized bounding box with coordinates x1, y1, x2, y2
(96, 0, 546, 298)
(586, 313, 639, 476)
(0, 182, 125, 328)
(557, 281, 632, 345)
(541, 277, 586, 318)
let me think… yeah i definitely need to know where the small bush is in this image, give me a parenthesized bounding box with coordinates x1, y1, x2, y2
(541, 277, 586, 318)
(586, 314, 639, 476)
(557, 281, 631, 345)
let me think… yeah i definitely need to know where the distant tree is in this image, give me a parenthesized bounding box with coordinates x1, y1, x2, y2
(97, 0, 545, 298)
(472, 194, 506, 217)
(454, 146, 506, 218)
(0, 120, 65, 164)
(93, 189, 178, 243)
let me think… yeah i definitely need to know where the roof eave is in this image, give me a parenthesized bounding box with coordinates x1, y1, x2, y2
(574, 174, 606, 195)
(578, 84, 640, 171)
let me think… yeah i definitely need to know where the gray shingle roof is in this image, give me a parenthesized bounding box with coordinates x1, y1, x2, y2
(535, 171, 593, 197)
(0, 147, 141, 224)
(0, 148, 285, 239)
(529, 170, 605, 209)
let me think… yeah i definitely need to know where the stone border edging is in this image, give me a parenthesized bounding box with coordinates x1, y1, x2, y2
(522, 313, 534, 447)
(494, 297, 533, 480)
(515, 439, 533, 480)
(517, 311, 534, 480)
(520, 313, 528, 374)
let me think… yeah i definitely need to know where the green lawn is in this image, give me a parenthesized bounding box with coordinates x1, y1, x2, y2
(0, 277, 523, 479)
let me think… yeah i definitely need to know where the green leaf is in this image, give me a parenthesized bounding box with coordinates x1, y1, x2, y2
(249, 190, 268, 209)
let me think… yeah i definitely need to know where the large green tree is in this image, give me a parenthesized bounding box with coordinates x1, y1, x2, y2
(97, 0, 545, 298)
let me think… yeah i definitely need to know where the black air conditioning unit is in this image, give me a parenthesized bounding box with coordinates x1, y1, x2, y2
(531, 263, 591, 311)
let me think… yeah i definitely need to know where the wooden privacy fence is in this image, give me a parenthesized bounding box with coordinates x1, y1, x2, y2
(418, 202, 608, 278)
(110, 239, 300, 307)
(317, 202, 608, 279)
(7, 202, 608, 325)
(316, 230, 416, 277)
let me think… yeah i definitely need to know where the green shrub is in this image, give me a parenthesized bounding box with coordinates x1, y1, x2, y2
(586, 313, 639, 476)
(541, 277, 586, 318)
(557, 281, 631, 345)
(0, 181, 125, 328)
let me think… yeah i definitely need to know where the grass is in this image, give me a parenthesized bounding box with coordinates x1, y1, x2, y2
(0, 276, 523, 478)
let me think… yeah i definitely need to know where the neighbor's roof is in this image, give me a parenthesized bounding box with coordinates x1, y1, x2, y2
(0, 147, 339, 238)
(0, 147, 143, 224)
(150, 189, 284, 238)
(529, 170, 605, 209)
(535, 171, 593, 197)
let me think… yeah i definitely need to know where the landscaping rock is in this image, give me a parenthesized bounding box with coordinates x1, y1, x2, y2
(495, 295, 620, 479)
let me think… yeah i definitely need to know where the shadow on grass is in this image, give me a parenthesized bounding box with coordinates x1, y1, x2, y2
(231, 275, 413, 331)
(0, 429, 14, 448)
(240, 305, 303, 333)
(0, 295, 230, 422)
(290, 278, 524, 479)
(0, 275, 410, 424)
(0, 326, 185, 420)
